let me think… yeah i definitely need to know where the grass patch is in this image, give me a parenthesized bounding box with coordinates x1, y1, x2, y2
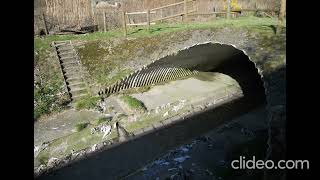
(120, 95, 146, 111)
(74, 95, 100, 110)
(75, 122, 89, 132)
(38, 154, 49, 165)
(93, 116, 112, 125)
(35, 16, 281, 53)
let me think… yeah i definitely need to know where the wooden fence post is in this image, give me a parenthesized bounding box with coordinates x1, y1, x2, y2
(42, 13, 49, 35)
(123, 11, 127, 36)
(103, 11, 107, 32)
(276, 0, 286, 34)
(227, 0, 231, 19)
(184, 0, 188, 22)
(147, 9, 151, 32)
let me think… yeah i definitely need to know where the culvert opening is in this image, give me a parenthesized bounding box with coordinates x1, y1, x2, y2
(102, 43, 267, 106)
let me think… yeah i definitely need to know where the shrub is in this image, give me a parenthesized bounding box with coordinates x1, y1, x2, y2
(38, 155, 49, 165)
(75, 95, 100, 110)
(75, 122, 89, 132)
(120, 95, 146, 111)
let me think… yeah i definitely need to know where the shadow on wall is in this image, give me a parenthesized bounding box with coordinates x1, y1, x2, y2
(211, 51, 266, 103)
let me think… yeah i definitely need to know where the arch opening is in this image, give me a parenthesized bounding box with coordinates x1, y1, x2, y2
(102, 43, 267, 107)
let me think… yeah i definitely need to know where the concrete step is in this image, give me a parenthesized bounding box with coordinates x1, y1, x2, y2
(70, 88, 88, 96)
(61, 61, 78, 66)
(64, 70, 81, 77)
(60, 58, 77, 64)
(66, 79, 82, 85)
(58, 50, 75, 56)
(57, 47, 74, 54)
(66, 76, 82, 82)
(71, 94, 88, 101)
(58, 50, 76, 56)
(61, 63, 78, 69)
(54, 42, 70, 47)
(65, 73, 82, 79)
(60, 56, 77, 61)
(62, 66, 80, 71)
(68, 82, 86, 89)
(57, 46, 73, 51)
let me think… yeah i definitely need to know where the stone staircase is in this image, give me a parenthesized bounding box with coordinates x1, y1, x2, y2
(53, 40, 89, 102)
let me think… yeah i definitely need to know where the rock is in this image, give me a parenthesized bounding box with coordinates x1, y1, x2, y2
(91, 144, 97, 151)
(101, 125, 112, 139)
(154, 159, 165, 165)
(155, 107, 160, 114)
(173, 155, 190, 163)
(36, 164, 46, 174)
(163, 111, 169, 117)
(34, 145, 40, 156)
(172, 101, 185, 112)
(128, 115, 137, 123)
(47, 157, 60, 168)
(163, 162, 170, 166)
(180, 147, 189, 153)
(168, 168, 177, 171)
(113, 122, 117, 129)
(91, 127, 98, 134)
(34, 143, 49, 157)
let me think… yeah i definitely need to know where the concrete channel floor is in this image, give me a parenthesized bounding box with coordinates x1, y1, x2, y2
(131, 72, 240, 110)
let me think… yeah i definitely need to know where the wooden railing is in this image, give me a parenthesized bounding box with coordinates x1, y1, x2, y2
(122, 0, 278, 36)
(122, 0, 196, 36)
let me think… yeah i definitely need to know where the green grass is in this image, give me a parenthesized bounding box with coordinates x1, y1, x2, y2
(74, 95, 100, 110)
(34, 80, 67, 120)
(94, 116, 112, 125)
(38, 154, 49, 165)
(120, 95, 146, 111)
(75, 122, 89, 132)
(35, 16, 281, 53)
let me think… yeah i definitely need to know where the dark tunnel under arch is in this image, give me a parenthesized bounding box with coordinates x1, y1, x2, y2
(100, 43, 267, 105)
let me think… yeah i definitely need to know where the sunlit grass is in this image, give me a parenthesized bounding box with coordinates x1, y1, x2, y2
(34, 16, 281, 52)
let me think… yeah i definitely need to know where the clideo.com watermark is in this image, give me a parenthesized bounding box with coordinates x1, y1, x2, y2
(231, 156, 310, 170)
